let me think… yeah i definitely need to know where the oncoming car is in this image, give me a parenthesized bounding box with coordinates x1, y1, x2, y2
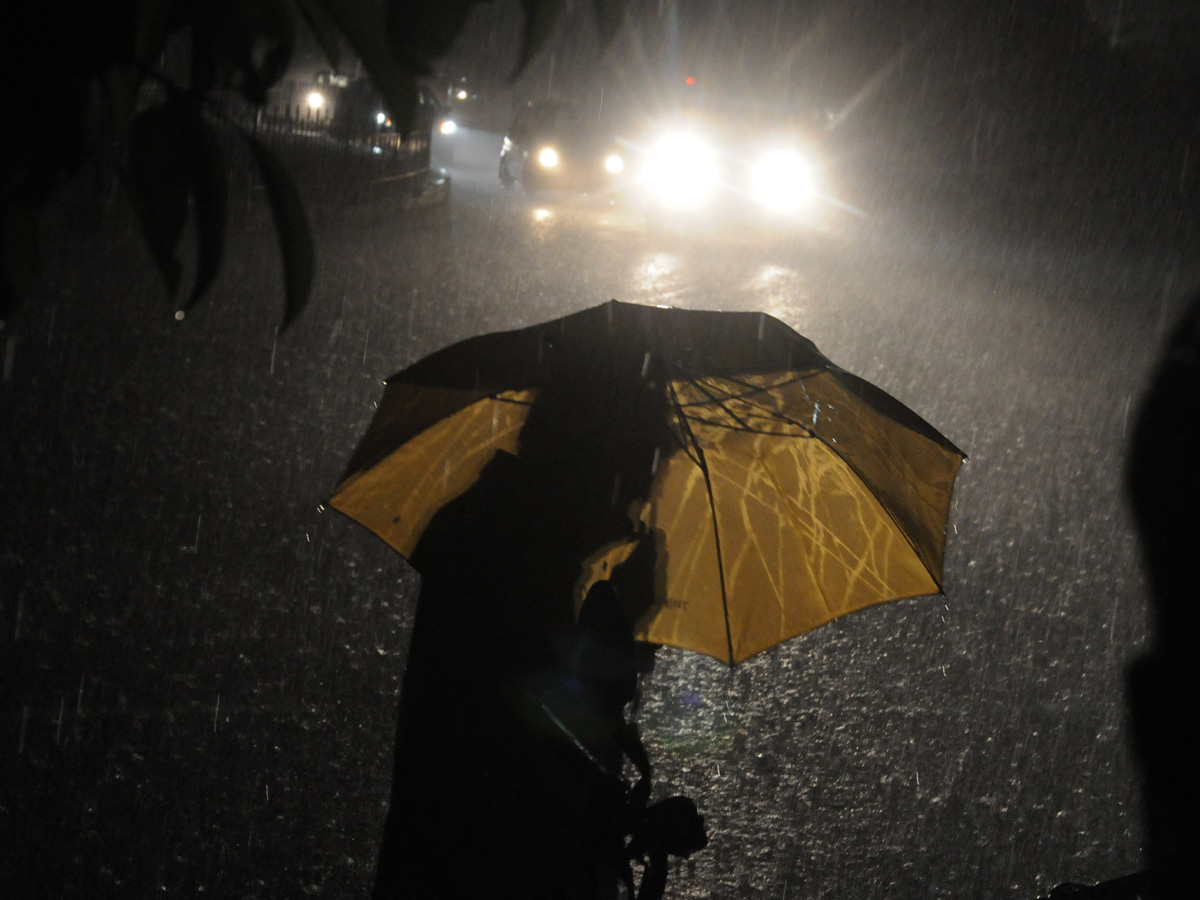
(499, 100, 626, 193)
(633, 97, 833, 233)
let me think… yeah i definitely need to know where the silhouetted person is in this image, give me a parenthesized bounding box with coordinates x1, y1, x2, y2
(555, 577, 708, 900)
(1125, 293, 1200, 899)
(371, 346, 704, 898)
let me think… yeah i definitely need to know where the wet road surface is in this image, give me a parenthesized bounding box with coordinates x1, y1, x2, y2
(2, 121, 1197, 898)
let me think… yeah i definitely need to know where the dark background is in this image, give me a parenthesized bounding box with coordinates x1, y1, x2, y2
(3, 1, 1199, 896)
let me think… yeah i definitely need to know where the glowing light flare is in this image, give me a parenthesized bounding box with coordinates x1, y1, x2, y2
(750, 149, 816, 213)
(532, 208, 553, 223)
(537, 146, 560, 168)
(439, 119, 457, 135)
(604, 154, 624, 174)
(456, 89, 468, 100)
(306, 91, 325, 111)
(645, 134, 718, 208)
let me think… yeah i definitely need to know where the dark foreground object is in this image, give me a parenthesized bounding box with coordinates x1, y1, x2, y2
(1037, 872, 1153, 899)
(366, 341, 705, 898)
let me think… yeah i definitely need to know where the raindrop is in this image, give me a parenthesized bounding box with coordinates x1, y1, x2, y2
(641, 351, 651, 378)
(175, 310, 186, 321)
(651, 446, 661, 475)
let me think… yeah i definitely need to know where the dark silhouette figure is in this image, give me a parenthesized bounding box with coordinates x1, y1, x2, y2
(371, 348, 706, 898)
(1033, 299, 1200, 900)
(1124, 293, 1200, 899)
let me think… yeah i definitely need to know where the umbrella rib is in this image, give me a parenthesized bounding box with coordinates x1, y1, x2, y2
(668, 379, 736, 666)
(491, 392, 535, 407)
(673, 369, 814, 407)
(705, 372, 823, 434)
(682, 376, 755, 431)
(674, 372, 819, 437)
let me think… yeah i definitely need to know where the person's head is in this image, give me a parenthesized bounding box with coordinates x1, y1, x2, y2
(517, 347, 671, 544)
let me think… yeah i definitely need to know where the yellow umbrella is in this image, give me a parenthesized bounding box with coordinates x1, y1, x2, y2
(331, 300, 964, 665)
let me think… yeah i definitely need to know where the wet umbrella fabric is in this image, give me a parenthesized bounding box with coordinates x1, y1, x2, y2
(330, 300, 964, 665)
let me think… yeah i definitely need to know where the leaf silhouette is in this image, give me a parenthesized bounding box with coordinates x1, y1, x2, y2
(242, 132, 315, 332)
(128, 105, 191, 297)
(186, 116, 229, 309)
(515, 0, 565, 80)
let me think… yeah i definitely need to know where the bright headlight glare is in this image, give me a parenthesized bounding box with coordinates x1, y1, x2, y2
(604, 154, 624, 174)
(538, 147, 560, 168)
(439, 119, 457, 135)
(751, 150, 815, 212)
(306, 91, 325, 111)
(646, 135, 717, 208)
(375, 112, 387, 125)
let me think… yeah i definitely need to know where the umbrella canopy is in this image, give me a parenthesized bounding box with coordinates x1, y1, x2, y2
(330, 300, 964, 665)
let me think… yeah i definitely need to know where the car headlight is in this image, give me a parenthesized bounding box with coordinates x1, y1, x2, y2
(750, 149, 816, 213)
(306, 91, 326, 111)
(645, 134, 718, 208)
(604, 154, 624, 174)
(439, 119, 457, 135)
(538, 146, 560, 168)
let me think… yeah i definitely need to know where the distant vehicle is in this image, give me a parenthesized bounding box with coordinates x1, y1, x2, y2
(498, 100, 627, 193)
(633, 88, 832, 231)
